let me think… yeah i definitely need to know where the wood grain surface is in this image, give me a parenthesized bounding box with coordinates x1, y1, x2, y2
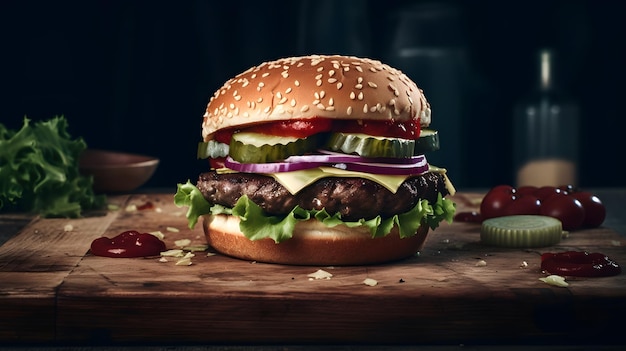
(1, 192, 625, 345)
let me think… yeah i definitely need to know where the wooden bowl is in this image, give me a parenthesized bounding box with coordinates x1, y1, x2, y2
(79, 149, 159, 193)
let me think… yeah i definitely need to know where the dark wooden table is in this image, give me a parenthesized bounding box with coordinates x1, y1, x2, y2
(1, 189, 626, 348)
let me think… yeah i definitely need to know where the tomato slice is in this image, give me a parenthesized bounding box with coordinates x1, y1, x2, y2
(246, 118, 333, 138)
(209, 157, 226, 169)
(334, 119, 421, 140)
(212, 117, 421, 143)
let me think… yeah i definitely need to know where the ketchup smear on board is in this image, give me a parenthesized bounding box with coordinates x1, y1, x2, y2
(541, 251, 622, 277)
(90, 230, 166, 258)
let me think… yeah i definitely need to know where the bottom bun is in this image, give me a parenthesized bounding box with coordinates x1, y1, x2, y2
(202, 214, 431, 265)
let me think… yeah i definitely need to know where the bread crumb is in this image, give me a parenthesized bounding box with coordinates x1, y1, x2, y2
(475, 259, 487, 267)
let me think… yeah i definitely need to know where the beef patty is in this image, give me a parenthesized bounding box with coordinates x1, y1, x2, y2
(196, 171, 449, 221)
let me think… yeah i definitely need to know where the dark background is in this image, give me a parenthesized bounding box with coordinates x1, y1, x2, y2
(1, 0, 624, 190)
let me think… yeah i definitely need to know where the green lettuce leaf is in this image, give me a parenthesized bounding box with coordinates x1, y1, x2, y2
(0, 116, 105, 217)
(174, 181, 456, 243)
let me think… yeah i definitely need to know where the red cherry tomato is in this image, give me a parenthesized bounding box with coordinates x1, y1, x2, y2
(570, 191, 606, 228)
(540, 193, 585, 231)
(454, 211, 483, 223)
(534, 186, 563, 201)
(480, 185, 516, 220)
(558, 184, 578, 195)
(516, 186, 538, 196)
(501, 194, 541, 216)
(334, 119, 422, 140)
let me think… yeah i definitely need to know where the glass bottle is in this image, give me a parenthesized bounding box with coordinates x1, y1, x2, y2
(513, 49, 580, 187)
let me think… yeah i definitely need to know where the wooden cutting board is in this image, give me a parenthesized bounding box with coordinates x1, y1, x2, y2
(1, 192, 625, 345)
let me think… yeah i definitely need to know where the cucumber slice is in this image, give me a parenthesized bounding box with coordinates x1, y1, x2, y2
(197, 140, 229, 159)
(326, 132, 415, 158)
(414, 129, 440, 154)
(229, 132, 319, 163)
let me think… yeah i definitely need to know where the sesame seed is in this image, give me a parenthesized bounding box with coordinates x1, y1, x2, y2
(368, 82, 378, 88)
(357, 92, 364, 100)
(394, 109, 400, 116)
(336, 82, 343, 90)
(328, 97, 334, 106)
(242, 80, 249, 87)
(317, 66, 324, 72)
(320, 91, 326, 98)
(355, 84, 363, 89)
(316, 80, 322, 87)
(243, 112, 249, 118)
(329, 69, 335, 77)
(316, 103, 325, 110)
(388, 98, 396, 106)
(281, 72, 289, 78)
(370, 105, 377, 112)
(257, 97, 263, 103)
(369, 67, 377, 72)
(251, 73, 257, 79)
(315, 74, 323, 80)
(263, 106, 271, 113)
(325, 106, 335, 111)
(279, 97, 287, 104)
(363, 104, 368, 113)
(328, 78, 337, 84)
(234, 95, 242, 101)
(343, 66, 349, 72)
(290, 98, 296, 107)
(262, 72, 270, 78)
(229, 103, 235, 109)
(276, 92, 282, 99)
(301, 105, 310, 112)
(313, 99, 320, 105)
(347, 106, 353, 115)
(357, 77, 363, 83)
(295, 80, 300, 87)
(355, 66, 363, 72)
(349, 92, 356, 100)
(258, 82, 265, 87)
(285, 87, 292, 94)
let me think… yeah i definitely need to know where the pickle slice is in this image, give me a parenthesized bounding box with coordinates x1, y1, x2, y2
(326, 132, 415, 158)
(229, 132, 319, 163)
(197, 140, 229, 159)
(414, 129, 440, 154)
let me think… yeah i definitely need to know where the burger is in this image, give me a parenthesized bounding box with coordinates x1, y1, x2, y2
(175, 55, 456, 265)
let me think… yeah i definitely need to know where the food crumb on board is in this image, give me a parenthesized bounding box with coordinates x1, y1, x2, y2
(63, 224, 74, 232)
(175, 252, 195, 266)
(175, 239, 191, 247)
(160, 249, 184, 257)
(475, 259, 487, 267)
(539, 274, 569, 287)
(520, 261, 528, 268)
(363, 278, 378, 286)
(308, 269, 333, 280)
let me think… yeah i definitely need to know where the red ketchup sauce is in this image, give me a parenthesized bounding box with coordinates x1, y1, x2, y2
(90, 230, 166, 258)
(541, 251, 622, 277)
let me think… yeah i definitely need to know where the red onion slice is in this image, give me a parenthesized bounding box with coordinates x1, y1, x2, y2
(224, 152, 429, 175)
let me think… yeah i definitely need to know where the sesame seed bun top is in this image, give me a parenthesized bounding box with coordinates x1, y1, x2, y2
(201, 55, 431, 141)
